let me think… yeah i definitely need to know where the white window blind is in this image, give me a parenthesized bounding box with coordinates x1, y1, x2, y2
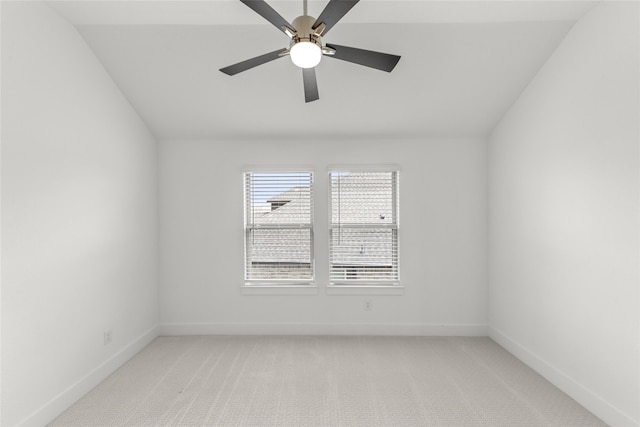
(329, 171, 399, 284)
(244, 172, 313, 283)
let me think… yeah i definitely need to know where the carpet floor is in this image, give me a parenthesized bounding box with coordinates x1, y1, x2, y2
(49, 336, 606, 426)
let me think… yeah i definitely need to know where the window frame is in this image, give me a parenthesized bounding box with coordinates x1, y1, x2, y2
(242, 169, 316, 292)
(327, 166, 401, 291)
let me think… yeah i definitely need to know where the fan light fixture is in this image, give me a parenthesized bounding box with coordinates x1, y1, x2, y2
(290, 41, 322, 68)
(220, 0, 401, 103)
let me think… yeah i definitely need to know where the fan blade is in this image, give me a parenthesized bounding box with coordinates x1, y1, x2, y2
(325, 44, 400, 72)
(220, 49, 287, 75)
(302, 68, 319, 103)
(312, 0, 359, 36)
(240, 0, 296, 35)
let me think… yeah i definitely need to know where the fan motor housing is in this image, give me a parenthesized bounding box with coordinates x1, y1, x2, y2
(290, 15, 322, 48)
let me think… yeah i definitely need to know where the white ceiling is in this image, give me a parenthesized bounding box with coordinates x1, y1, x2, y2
(48, 1, 597, 140)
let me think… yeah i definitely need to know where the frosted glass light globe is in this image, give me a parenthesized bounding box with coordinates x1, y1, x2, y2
(290, 41, 322, 68)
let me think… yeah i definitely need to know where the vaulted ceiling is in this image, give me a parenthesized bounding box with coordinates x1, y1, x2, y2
(48, 1, 597, 140)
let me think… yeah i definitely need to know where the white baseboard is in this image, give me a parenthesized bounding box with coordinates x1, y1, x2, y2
(19, 324, 160, 427)
(160, 322, 489, 336)
(490, 327, 639, 427)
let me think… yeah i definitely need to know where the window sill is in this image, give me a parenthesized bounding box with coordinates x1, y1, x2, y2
(242, 284, 318, 296)
(326, 284, 404, 296)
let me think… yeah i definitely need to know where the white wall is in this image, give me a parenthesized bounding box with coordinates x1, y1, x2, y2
(159, 138, 487, 335)
(1, 2, 159, 425)
(488, 2, 639, 426)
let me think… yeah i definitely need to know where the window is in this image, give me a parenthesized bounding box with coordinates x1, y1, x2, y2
(329, 170, 399, 284)
(244, 172, 313, 283)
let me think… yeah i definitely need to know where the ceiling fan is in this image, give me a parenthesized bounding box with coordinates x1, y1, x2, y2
(220, 0, 401, 102)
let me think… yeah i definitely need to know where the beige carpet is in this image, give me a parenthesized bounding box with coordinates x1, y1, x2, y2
(50, 336, 606, 426)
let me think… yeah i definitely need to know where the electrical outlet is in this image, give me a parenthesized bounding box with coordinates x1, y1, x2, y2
(103, 330, 113, 346)
(364, 301, 372, 311)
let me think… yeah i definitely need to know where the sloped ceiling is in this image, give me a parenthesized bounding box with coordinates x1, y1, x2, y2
(48, 1, 597, 140)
